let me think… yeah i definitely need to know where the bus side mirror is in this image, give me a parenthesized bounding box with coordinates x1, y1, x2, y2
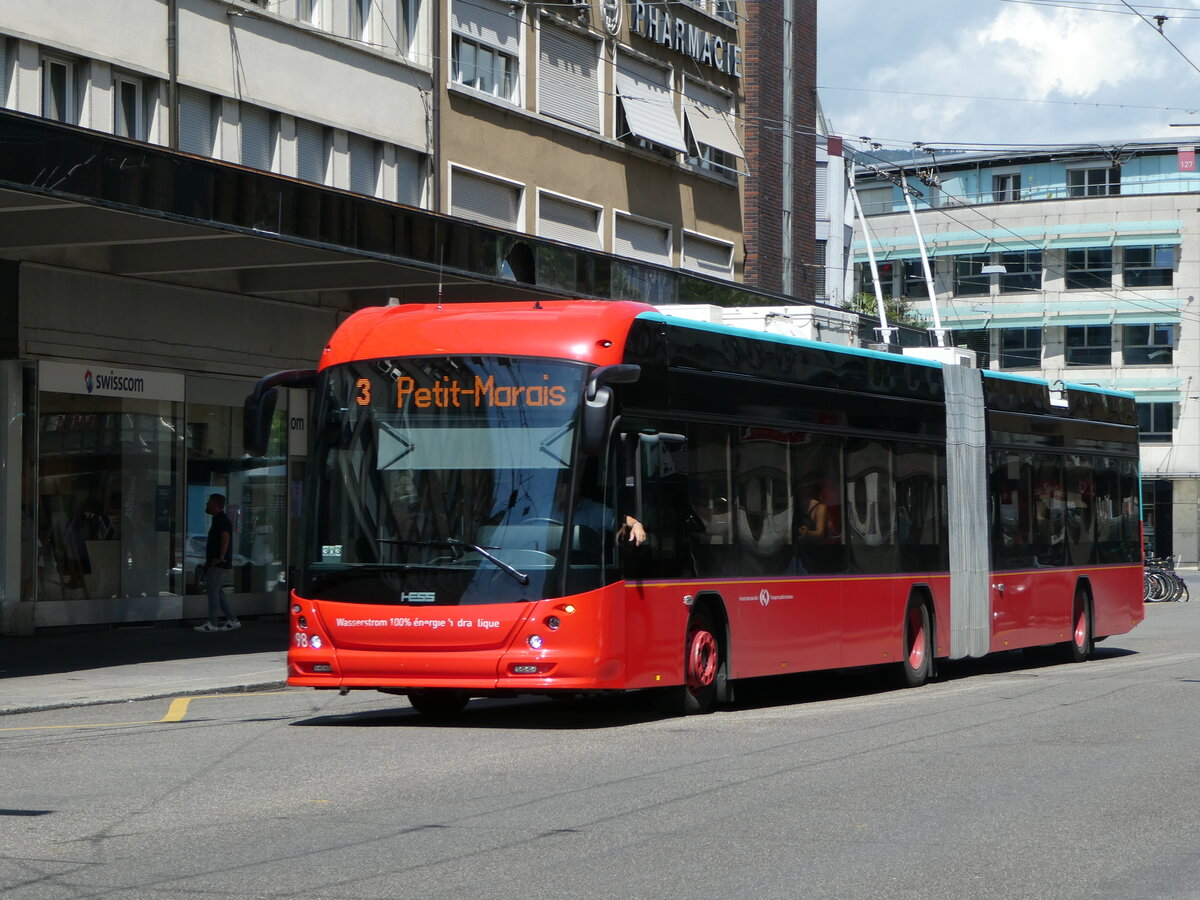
(582, 386, 614, 457)
(243, 369, 317, 457)
(581, 365, 640, 456)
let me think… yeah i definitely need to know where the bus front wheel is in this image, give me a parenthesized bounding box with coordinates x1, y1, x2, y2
(683, 610, 720, 714)
(656, 608, 722, 716)
(407, 688, 469, 717)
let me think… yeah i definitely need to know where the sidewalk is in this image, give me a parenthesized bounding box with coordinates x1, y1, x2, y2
(0, 619, 290, 715)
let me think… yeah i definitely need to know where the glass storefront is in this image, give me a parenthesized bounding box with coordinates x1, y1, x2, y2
(37, 390, 180, 602)
(16, 362, 291, 628)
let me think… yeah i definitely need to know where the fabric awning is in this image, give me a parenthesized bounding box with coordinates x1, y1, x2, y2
(615, 73, 688, 153)
(682, 100, 743, 159)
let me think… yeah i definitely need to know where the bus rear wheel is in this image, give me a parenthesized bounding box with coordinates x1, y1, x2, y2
(406, 688, 469, 718)
(1062, 587, 1093, 663)
(898, 599, 932, 688)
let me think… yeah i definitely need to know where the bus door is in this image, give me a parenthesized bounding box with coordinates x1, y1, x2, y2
(619, 426, 698, 680)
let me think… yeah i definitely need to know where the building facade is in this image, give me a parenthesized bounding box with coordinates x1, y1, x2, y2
(741, 0, 817, 298)
(0, 0, 825, 634)
(850, 141, 1200, 562)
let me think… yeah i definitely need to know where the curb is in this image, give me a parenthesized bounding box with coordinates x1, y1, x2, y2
(0, 680, 292, 717)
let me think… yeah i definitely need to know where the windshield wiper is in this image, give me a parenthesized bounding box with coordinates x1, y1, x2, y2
(444, 538, 530, 585)
(378, 538, 530, 585)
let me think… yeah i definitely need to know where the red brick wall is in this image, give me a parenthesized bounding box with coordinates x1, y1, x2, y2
(742, 0, 817, 299)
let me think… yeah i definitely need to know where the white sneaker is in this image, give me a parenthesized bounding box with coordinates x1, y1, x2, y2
(222, 619, 241, 631)
(194, 623, 221, 633)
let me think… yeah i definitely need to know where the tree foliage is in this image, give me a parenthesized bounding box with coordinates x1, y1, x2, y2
(842, 292, 929, 329)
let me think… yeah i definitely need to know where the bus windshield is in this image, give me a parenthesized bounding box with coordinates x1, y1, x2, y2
(303, 356, 589, 605)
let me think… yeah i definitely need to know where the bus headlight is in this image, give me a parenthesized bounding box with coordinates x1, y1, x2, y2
(527, 634, 544, 650)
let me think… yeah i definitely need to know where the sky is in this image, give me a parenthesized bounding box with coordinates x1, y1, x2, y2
(817, 0, 1200, 153)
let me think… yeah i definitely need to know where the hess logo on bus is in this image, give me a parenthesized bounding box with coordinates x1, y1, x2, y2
(355, 375, 568, 409)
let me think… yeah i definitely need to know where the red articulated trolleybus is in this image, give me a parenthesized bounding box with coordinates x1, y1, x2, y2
(244, 299, 1144, 716)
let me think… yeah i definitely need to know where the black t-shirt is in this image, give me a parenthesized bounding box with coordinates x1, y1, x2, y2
(207, 510, 234, 568)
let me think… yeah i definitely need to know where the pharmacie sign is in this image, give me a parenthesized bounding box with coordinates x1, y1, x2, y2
(631, 0, 742, 78)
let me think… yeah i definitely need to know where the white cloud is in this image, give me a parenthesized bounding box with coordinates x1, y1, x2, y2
(818, 0, 1200, 146)
(978, 5, 1159, 99)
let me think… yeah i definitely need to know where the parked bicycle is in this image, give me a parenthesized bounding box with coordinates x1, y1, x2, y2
(1144, 556, 1189, 603)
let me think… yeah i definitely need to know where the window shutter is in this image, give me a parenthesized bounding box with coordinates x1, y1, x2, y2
(614, 214, 670, 264)
(240, 103, 271, 170)
(451, 0, 519, 52)
(394, 146, 424, 207)
(539, 194, 601, 248)
(348, 134, 378, 196)
(682, 233, 733, 277)
(451, 169, 521, 229)
(296, 120, 327, 184)
(815, 161, 828, 220)
(178, 87, 213, 156)
(538, 26, 598, 132)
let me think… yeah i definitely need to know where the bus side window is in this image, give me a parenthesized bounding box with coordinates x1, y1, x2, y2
(845, 438, 896, 574)
(620, 426, 693, 580)
(791, 432, 845, 575)
(687, 424, 735, 578)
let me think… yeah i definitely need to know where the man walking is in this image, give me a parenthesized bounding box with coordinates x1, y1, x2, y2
(194, 493, 240, 632)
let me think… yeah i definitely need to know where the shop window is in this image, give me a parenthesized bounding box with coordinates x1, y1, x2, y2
(1123, 245, 1174, 287)
(1123, 323, 1173, 366)
(1065, 247, 1112, 289)
(1000, 327, 1042, 369)
(954, 254, 990, 296)
(999, 250, 1041, 293)
(1068, 166, 1120, 197)
(1065, 324, 1112, 366)
(187, 393, 289, 598)
(37, 387, 180, 604)
(1137, 402, 1173, 443)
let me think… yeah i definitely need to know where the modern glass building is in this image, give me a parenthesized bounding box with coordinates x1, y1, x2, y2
(850, 140, 1200, 563)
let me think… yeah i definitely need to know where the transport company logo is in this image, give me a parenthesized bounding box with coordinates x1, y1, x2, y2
(84, 369, 93, 393)
(738, 588, 794, 608)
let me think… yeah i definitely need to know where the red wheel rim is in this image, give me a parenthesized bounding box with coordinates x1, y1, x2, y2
(1073, 599, 1087, 648)
(906, 606, 927, 671)
(686, 628, 718, 693)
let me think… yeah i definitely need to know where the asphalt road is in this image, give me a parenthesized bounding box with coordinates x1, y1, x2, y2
(2, 598, 1198, 900)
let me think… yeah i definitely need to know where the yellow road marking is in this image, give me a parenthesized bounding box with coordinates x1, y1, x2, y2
(0, 691, 290, 732)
